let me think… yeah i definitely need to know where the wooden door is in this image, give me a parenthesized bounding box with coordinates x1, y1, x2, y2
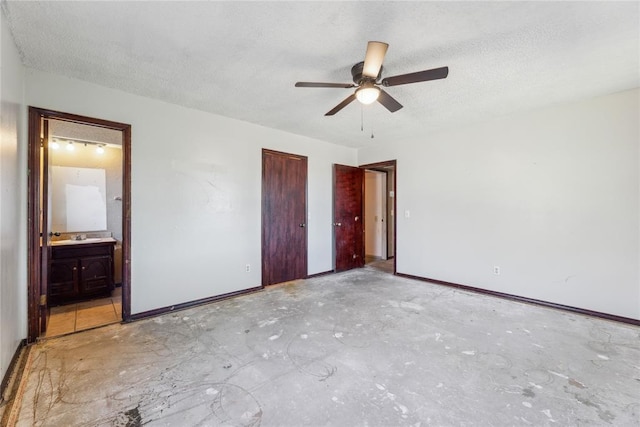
(333, 164, 364, 271)
(49, 258, 78, 302)
(262, 149, 308, 286)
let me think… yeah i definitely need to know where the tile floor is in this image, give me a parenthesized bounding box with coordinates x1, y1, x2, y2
(366, 256, 395, 274)
(44, 287, 122, 338)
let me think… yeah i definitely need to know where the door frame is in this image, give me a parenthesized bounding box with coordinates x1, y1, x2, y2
(27, 107, 132, 342)
(360, 160, 397, 274)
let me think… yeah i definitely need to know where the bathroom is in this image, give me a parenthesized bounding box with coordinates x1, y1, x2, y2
(45, 119, 124, 337)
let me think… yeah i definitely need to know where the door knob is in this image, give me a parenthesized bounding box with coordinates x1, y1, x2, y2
(299, 223, 306, 228)
(334, 222, 342, 227)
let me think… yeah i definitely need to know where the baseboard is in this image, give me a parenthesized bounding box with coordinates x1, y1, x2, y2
(128, 286, 263, 322)
(0, 339, 27, 403)
(306, 270, 335, 279)
(395, 272, 640, 326)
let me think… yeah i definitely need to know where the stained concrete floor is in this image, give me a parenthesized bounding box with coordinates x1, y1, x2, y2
(10, 267, 640, 426)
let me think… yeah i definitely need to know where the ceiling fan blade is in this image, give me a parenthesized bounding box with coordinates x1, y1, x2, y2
(381, 66, 449, 87)
(295, 82, 355, 88)
(377, 89, 403, 113)
(325, 94, 356, 116)
(362, 41, 389, 78)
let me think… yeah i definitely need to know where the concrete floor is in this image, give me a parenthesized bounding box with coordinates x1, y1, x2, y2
(9, 267, 640, 426)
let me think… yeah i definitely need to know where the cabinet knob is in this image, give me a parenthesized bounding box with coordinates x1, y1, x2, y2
(73, 267, 77, 271)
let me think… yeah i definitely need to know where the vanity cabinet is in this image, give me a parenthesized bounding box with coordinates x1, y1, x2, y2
(48, 241, 115, 305)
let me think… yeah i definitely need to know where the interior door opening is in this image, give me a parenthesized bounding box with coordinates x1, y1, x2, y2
(361, 160, 396, 275)
(27, 108, 131, 342)
(364, 170, 387, 261)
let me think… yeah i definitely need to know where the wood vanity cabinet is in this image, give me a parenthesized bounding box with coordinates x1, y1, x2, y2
(48, 241, 115, 305)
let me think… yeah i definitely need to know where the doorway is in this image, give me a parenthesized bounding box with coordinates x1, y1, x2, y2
(361, 160, 396, 274)
(27, 108, 131, 342)
(364, 170, 387, 260)
(261, 149, 308, 285)
(332, 161, 396, 274)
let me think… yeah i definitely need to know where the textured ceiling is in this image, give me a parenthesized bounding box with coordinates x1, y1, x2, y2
(50, 120, 123, 146)
(3, 1, 638, 148)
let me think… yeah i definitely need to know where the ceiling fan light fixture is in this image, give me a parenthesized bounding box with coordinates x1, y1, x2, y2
(355, 84, 380, 105)
(295, 41, 447, 116)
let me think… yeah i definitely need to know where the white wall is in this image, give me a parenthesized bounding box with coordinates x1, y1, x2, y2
(25, 69, 356, 314)
(359, 88, 640, 320)
(0, 10, 27, 386)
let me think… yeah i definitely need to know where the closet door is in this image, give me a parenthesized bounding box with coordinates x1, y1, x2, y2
(262, 149, 308, 285)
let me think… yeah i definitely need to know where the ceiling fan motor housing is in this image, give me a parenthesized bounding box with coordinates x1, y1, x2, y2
(351, 61, 382, 85)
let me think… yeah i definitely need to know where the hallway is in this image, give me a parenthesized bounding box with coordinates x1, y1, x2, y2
(6, 268, 639, 426)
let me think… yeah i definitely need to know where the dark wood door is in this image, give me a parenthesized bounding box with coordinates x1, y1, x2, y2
(81, 256, 113, 294)
(262, 149, 308, 286)
(49, 259, 78, 300)
(334, 164, 364, 271)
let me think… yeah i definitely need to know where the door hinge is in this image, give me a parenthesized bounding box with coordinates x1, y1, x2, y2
(39, 294, 47, 306)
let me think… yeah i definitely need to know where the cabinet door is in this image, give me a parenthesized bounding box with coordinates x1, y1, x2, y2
(80, 256, 112, 295)
(49, 259, 78, 299)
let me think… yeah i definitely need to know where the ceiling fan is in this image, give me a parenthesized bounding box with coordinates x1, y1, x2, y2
(295, 41, 449, 116)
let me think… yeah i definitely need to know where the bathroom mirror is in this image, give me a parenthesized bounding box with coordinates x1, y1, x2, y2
(51, 166, 107, 232)
(48, 119, 123, 240)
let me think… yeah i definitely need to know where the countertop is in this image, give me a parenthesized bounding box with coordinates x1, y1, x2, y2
(50, 237, 117, 247)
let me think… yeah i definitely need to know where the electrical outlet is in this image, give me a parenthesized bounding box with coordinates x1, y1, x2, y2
(245, 264, 251, 273)
(493, 266, 500, 275)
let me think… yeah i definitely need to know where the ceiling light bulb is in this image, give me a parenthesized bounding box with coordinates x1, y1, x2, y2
(96, 145, 105, 154)
(50, 141, 60, 150)
(355, 84, 380, 105)
(66, 142, 74, 151)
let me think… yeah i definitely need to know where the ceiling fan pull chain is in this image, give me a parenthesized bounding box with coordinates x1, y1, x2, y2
(361, 105, 364, 132)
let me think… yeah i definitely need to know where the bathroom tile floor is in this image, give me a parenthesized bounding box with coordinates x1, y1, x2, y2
(44, 287, 122, 338)
(365, 256, 395, 274)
